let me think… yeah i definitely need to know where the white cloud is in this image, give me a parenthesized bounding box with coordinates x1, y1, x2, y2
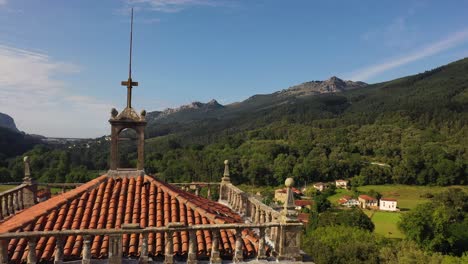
(349, 28, 468, 82)
(127, 0, 228, 13)
(0, 45, 112, 138)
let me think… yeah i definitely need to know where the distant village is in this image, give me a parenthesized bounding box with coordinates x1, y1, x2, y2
(274, 179, 398, 224)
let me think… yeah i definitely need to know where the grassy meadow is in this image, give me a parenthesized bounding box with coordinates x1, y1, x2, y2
(0, 185, 15, 192)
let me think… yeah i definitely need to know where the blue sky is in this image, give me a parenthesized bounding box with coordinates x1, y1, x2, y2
(0, 0, 467, 137)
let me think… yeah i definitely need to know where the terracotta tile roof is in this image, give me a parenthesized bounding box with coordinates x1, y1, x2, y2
(380, 198, 397, 202)
(294, 200, 312, 207)
(275, 187, 302, 195)
(0, 175, 263, 262)
(358, 194, 377, 201)
(297, 213, 309, 224)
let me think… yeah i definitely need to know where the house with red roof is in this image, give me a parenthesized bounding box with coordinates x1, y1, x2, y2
(358, 194, 378, 209)
(338, 195, 359, 207)
(380, 198, 398, 211)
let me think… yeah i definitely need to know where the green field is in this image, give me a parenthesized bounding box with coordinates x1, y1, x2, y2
(369, 211, 404, 239)
(0, 185, 15, 192)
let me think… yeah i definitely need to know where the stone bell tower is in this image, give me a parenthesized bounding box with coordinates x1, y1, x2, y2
(108, 8, 146, 176)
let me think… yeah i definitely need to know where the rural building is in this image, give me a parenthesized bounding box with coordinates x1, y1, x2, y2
(358, 194, 378, 209)
(338, 195, 360, 207)
(335, 179, 348, 189)
(380, 198, 398, 211)
(313, 182, 327, 192)
(295, 199, 313, 210)
(275, 187, 302, 203)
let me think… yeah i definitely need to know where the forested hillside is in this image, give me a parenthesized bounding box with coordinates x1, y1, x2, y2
(1, 58, 467, 185)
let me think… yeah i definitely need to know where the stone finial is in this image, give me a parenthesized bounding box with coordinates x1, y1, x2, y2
(285, 177, 294, 188)
(111, 108, 119, 118)
(283, 177, 297, 219)
(23, 156, 32, 183)
(221, 160, 231, 183)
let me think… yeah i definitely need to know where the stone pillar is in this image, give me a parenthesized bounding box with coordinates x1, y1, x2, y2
(82, 236, 91, 264)
(278, 178, 302, 261)
(0, 239, 8, 264)
(164, 231, 174, 264)
(210, 230, 222, 264)
(109, 234, 122, 264)
(282, 178, 297, 220)
(221, 160, 231, 183)
(257, 228, 267, 260)
(233, 229, 243, 262)
(139, 233, 149, 264)
(22, 156, 37, 209)
(187, 230, 197, 264)
(27, 239, 37, 264)
(54, 236, 64, 264)
(137, 126, 145, 170)
(109, 125, 119, 170)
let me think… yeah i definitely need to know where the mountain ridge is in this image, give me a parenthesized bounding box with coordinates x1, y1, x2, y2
(147, 76, 366, 125)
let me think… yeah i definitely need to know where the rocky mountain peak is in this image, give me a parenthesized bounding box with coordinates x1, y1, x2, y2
(0, 112, 19, 132)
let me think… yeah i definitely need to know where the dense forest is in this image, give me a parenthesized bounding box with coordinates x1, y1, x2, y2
(0, 58, 467, 186)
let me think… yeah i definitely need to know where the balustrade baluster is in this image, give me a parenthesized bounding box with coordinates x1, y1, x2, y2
(207, 186, 212, 200)
(1, 197, 5, 217)
(0, 198, 3, 221)
(260, 210, 266, 223)
(234, 228, 243, 262)
(0, 239, 8, 264)
(19, 190, 24, 209)
(109, 234, 122, 264)
(257, 227, 267, 260)
(195, 187, 200, 196)
(187, 230, 197, 264)
(164, 230, 174, 264)
(27, 238, 37, 264)
(82, 235, 91, 264)
(210, 230, 221, 264)
(8, 195, 13, 215)
(139, 233, 149, 264)
(54, 236, 64, 264)
(255, 206, 261, 223)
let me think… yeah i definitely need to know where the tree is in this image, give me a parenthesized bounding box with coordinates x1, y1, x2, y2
(303, 225, 381, 264)
(399, 188, 468, 256)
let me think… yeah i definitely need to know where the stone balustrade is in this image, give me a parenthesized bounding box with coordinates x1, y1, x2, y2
(0, 222, 302, 264)
(0, 184, 28, 221)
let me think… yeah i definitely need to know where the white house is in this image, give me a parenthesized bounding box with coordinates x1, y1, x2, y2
(335, 179, 348, 189)
(313, 182, 327, 192)
(380, 198, 398, 211)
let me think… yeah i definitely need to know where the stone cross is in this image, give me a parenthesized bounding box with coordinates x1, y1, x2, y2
(121, 8, 138, 109)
